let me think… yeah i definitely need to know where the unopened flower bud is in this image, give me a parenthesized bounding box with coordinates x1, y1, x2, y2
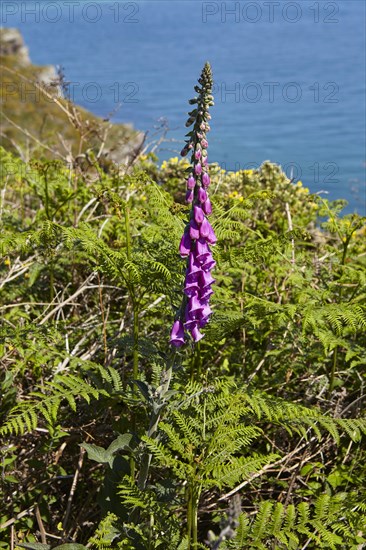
(202, 173, 210, 187)
(187, 175, 196, 189)
(198, 187, 207, 203)
(186, 189, 194, 203)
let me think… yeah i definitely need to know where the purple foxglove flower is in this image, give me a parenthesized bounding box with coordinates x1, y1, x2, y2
(187, 175, 196, 189)
(198, 187, 207, 203)
(194, 205, 204, 224)
(198, 304, 212, 319)
(189, 219, 200, 240)
(206, 223, 217, 245)
(179, 232, 191, 257)
(191, 325, 204, 342)
(202, 173, 210, 187)
(170, 320, 185, 347)
(200, 270, 216, 289)
(195, 238, 211, 262)
(188, 252, 202, 272)
(188, 294, 204, 315)
(184, 313, 198, 331)
(200, 217, 214, 239)
(195, 163, 202, 175)
(186, 190, 194, 203)
(201, 253, 216, 271)
(202, 198, 212, 215)
(184, 281, 199, 297)
(198, 306, 213, 327)
(186, 269, 202, 284)
(200, 286, 214, 301)
(171, 63, 215, 346)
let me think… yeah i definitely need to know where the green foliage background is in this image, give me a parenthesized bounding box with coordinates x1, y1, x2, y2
(0, 144, 365, 550)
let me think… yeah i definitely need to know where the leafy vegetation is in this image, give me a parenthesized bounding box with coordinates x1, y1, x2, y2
(0, 57, 365, 549)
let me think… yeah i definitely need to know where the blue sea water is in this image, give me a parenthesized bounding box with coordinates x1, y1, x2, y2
(4, 0, 366, 213)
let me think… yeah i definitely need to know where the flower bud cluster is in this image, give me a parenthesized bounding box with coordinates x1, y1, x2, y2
(170, 63, 216, 347)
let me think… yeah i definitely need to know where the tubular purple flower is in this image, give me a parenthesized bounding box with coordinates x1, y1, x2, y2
(195, 149, 202, 160)
(187, 175, 196, 189)
(184, 280, 199, 297)
(201, 255, 216, 272)
(188, 294, 205, 315)
(198, 305, 213, 326)
(205, 224, 217, 245)
(189, 219, 200, 240)
(186, 190, 194, 203)
(201, 138, 208, 148)
(187, 251, 201, 273)
(179, 232, 191, 257)
(202, 198, 212, 215)
(200, 287, 214, 301)
(202, 173, 210, 187)
(186, 270, 202, 284)
(198, 187, 207, 203)
(194, 205, 204, 224)
(200, 270, 216, 289)
(195, 163, 202, 175)
(200, 217, 214, 239)
(195, 238, 211, 262)
(191, 325, 204, 342)
(169, 320, 185, 347)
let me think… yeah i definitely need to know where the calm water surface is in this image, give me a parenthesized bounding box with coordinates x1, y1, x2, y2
(7, 0, 366, 213)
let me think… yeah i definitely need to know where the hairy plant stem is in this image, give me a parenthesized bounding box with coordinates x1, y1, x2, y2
(329, 234, 350, 395)
(329, 346, 338, 394)
(187, 482, 201, 549)
(190, 341, 202, 384)
(133, 304, 139, 382)
(125, 203, 139, 479)
(49, 259, 55, 303)
(137, 362, 174, 487)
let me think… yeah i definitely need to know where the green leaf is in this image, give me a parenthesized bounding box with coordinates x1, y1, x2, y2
(133, 380, 151, 402)
(80, 443, 109, 464)
(107, 433, 133, 455)
(4, 474, 18, 483)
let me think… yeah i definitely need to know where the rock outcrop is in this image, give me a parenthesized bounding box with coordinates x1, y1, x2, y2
(0, 27, 30, 65)
(0, 27, 144, 164)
